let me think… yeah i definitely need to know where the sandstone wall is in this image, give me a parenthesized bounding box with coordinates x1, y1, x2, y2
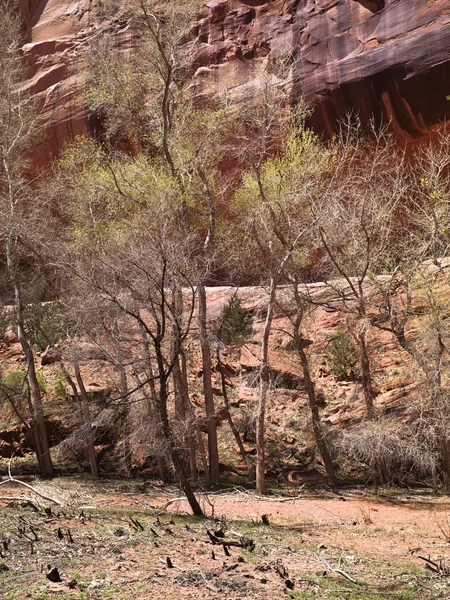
(20, 0, 450, 166)
(191, 0, 450, 140)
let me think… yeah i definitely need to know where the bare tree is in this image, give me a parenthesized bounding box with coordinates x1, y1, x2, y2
(85, 0, 225, 486)
(308, 122, 407, 417)
(231, 100, 337, 492)
(369, 128, 450, 490)
(0, 2, 55, 476)
(57, 141, 205, 514)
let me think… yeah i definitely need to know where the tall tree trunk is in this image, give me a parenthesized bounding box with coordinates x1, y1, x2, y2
(196, 424, 210, 486)
(6, 245, 54, 477)
(181, 350, 198, 481)
(171, 285, 192, 478)
(139, 328, 168, 481)
(30, 419, 45, 475)
(119, 365, 132, 478)
(439, 435, 450, 494)
(358, 332, 375, 417)
(198, 283, 220, 486)
(172, 357, 191, 477)
(74, 361, 99, 478)
(154, 341, 204, 516)
(357, 289, 375, 418)
(256, 277, 276, 495)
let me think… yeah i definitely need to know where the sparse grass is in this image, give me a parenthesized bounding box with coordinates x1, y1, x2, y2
(357, 502, 373, 524)
(0, 478, 449, 599)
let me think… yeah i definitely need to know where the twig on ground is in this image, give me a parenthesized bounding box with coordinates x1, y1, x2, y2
(316, 555, 360, 585)
(0, 464, 63, 506)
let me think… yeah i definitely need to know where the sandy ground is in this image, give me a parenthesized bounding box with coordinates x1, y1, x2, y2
(2, 481, 450, 599)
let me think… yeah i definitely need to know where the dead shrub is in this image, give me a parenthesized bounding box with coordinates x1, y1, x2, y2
(334, 419, 436, 486)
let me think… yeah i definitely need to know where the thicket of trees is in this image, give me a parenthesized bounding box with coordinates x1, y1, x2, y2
(1, 1, 450, 512)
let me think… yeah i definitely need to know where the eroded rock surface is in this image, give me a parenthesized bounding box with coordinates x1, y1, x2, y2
(20, 0, 450, 166)
(191, 0, 450, 139)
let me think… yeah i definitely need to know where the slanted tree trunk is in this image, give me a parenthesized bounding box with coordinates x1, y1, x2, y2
(198, 283, 220, 486)
(291, 283, 336, 487)
(73, 361, 99, 478)
(297, 339, 337, 487)
(19, 329, 54, 477)
(256, 277, 277, 495)
(154, 339, 204, 516)
(217, 346, 252, 472)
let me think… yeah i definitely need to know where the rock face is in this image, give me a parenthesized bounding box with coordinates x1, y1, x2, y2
(21, 0, 450, 167)
(191, 0, 450, 140)
(19, 0, 133, 168)
(20, 0, 92, 168)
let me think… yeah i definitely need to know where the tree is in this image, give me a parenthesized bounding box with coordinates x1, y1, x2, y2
(369, 128, 450, 490)
(308, 122, 407, 417)
(0, 2, 55, 476)
(85, 0, 224, 486)
(58, 141, 204, 514)
(231, 101, 338, 492)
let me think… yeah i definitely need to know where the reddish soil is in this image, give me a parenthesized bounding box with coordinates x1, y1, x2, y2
(1, 479, 450, 599)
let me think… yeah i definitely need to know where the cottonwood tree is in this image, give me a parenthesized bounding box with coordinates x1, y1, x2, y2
(229, 78, 292, 494)
(58, 141, 204, 514)
(308, 123, 407, 417)
(231, 102, 337, 492)
(0, 2, 55, 476)
(370, 129, 450, 490)
(85, 0, 224, 485)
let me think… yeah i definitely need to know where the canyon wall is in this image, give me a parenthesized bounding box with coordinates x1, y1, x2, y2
(21, 0, 450, 166)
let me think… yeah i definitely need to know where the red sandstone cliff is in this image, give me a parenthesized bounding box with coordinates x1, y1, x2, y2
(20, 0, 450, 166)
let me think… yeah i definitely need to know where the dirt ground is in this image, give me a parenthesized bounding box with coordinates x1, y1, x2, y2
(1, 478, 450, 599)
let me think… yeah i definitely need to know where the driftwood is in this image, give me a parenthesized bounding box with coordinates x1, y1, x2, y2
(319, 557, 359, 585)
(418, 555, 450, 575)
(157, 497, 187, 512)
